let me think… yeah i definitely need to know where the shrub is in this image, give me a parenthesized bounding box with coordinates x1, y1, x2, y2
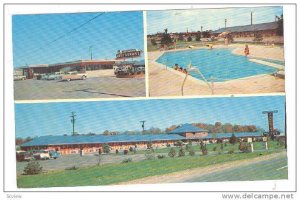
(200, 141, 208, 155)
(229, 134, 238, 145)
(103, 143, 111, 153)
(228, 149, 235, 154)
(144, 149, 155, 160)
(189, 149, 195, 156)
(157, 154, 166, 159)
(23, 161, 43, 175)
(174, 140, 184, 147)
(65, 165, 78, 170)
(178, 148, 185, 157)
(187, 36, 192, 42)
(129, 146, 134, 152)
(115, 149, 119, 154)
(147, 142, 153, 149)
(123, 150, 128, 155)
(122, 158, 132, 163)
(239, 142, 251, 153)
(213, 146, 218, 151)
(166, 143, 171, 147)
(151, 38, 157, 46)
(185, 144, 192, 150)
(168, 147, 177, 158)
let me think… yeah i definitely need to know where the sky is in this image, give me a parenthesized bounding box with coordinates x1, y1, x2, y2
(12, 11, 144, 68)
(147, 6, 283, 34)
(15, 96, 285, 138)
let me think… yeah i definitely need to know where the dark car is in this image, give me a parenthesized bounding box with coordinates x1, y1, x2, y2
(16, 151, 33, 162)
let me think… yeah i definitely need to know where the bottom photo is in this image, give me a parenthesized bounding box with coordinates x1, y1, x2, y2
(15, 95, 287, 188)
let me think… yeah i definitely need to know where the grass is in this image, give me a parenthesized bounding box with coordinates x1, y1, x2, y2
(17, 149, 282, 188)
(131, 141, 283, 155)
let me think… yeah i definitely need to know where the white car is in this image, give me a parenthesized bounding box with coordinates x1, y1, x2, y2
(14, 75, 26, 81)
(33, 150, 50, 160)
(61, 71, 87, 81)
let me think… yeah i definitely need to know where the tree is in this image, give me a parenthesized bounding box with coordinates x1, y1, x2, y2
(276, 14, 284, 36)
(103, 130, 110, 135)
(147, 141, 153, 149)
(187, 36, 192, 42)
(195, 31, 201, 41)
(102, 143, 110, 153)
(178, 148, 185, 157)
(168, 148, 177, 157)
(229, 133, 238, 145)
(151, 38, 157, 46)
(178, 34, 184, 41)
(160, 28, 173, 47)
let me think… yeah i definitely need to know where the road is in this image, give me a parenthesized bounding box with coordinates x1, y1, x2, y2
(185, 152, 287, 182)
(14, 76, 145, 100)
(119, 151, 287, 184)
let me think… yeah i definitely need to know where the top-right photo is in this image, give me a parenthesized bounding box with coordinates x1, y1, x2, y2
(147, 6, 285, 97)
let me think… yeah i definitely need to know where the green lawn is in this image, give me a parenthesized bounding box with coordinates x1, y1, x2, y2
(128, 141, 283, 155)
(17, 150, 282, 188)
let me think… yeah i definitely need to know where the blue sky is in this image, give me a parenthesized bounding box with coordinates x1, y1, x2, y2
(15, 96, 285, 138)
(147, 6, 283, 34)
(12, 11, 144, 68)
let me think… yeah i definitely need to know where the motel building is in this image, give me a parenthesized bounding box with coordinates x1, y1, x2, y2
(20, 124, 263, 155)
(17, 49, 145, 79)
(212, 21, 283, 43)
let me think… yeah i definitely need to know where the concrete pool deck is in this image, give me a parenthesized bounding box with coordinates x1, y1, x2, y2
(148, 44, 285, 97)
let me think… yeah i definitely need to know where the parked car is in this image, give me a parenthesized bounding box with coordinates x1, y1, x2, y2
(46, 72, 63, 80)
(61, 71, 87, 81)
(32, 150, 50, 160)
(49, 150, 61, 159)
(14, 75, 26, 81)
(16, 151, 33, 162)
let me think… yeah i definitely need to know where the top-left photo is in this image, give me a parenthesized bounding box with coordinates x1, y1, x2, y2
(13, 11, 146, 100)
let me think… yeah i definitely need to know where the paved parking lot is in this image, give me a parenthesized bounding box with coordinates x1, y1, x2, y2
(14, 76, 145, 100)
(16, 153, 147, 175)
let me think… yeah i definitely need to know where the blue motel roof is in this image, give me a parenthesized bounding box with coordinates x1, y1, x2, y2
(204, 132, 263, 139)
(20, 134, 185, 147)
(168, 124, 207, 134)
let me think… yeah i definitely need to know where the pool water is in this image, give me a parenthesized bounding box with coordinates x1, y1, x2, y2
(156, 48, 277, 82)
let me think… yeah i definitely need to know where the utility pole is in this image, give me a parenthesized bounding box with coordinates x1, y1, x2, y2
(140, 120, 146, 133)
(251, 12, 253, 25)
(70, 112, 76, 136)
(262, 110, 278, 139)
(225, 19, 227, 29)
(89, 46, 93, 60)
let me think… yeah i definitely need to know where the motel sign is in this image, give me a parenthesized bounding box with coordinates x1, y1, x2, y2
(116, 49, 142, 59)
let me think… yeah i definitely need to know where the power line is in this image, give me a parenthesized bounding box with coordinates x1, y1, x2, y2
(17, 12, 105, 65)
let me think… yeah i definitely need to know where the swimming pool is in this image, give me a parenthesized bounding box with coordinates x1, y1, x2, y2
(156, 48, 277, 82)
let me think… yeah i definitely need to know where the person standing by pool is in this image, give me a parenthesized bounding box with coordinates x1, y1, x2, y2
(244, 45, 250, 56)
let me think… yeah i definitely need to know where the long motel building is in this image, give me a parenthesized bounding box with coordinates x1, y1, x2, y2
(20, 124, 263, 155)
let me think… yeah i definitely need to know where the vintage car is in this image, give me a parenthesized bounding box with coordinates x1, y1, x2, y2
(16, 151, 33, 162)
(46, 72, 63, 80)
(32, 150, 51, 160)
(61, 71, 87, 81)
(49, 150, 61, 159)
(13, 75, 26, 81)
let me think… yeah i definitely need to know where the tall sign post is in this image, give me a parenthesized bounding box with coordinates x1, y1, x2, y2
(262, 110, 278, 139)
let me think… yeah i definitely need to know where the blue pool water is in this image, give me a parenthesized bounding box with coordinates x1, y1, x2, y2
(156, 48, 277, 82)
